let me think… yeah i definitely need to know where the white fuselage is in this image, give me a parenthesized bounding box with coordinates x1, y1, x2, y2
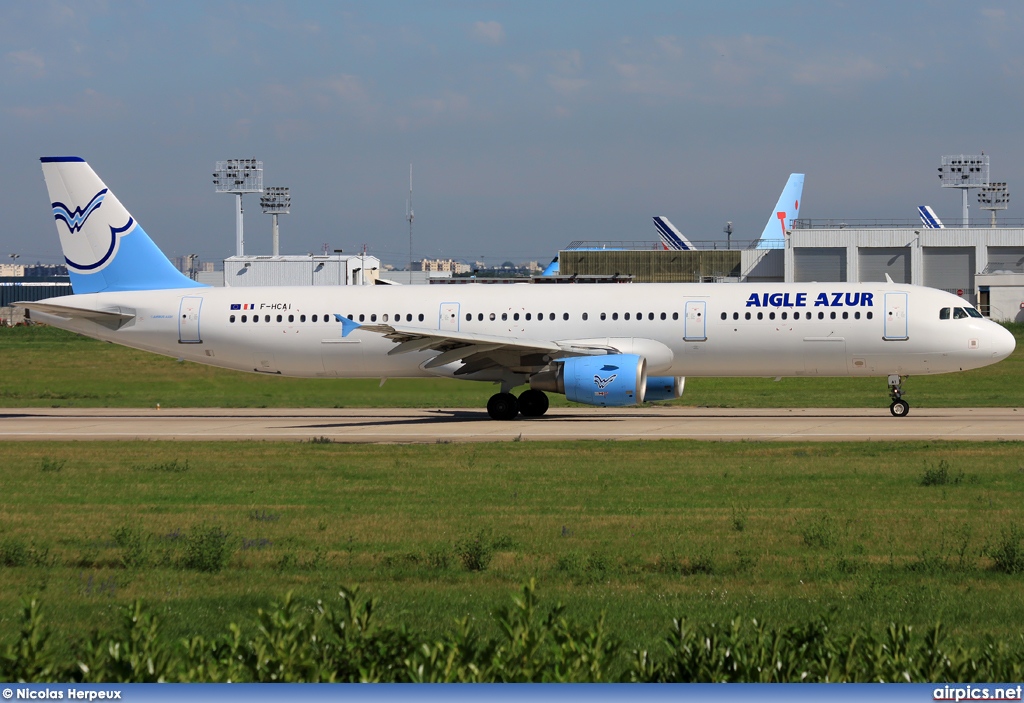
(33, 282, 1014, 382)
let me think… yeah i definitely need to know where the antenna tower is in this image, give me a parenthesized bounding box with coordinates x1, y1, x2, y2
(407, 164, 414, 271)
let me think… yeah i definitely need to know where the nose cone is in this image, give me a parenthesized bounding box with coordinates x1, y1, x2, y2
(991, 323, 1016, 361)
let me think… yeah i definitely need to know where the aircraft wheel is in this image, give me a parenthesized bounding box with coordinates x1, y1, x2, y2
(518, 389, 549, 417)
(889, 399, 910, 417)
(487, 392, 520, 421)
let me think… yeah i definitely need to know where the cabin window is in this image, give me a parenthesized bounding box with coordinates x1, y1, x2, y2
(830, 312, 836, 320)
(582, 312, 588, 321)
(230, 315, 236, 323)
(624, 312, 630, 320)
(526, 313, 532, 321)
(744, 312, 751, 320)
(733, 312, 739, 320)
(612, 312, 619, 320)
(769, 312, 776, 320)
(842, 311, 849, 320)
(312, 314, 318, 322)
(418, 314, 424, 322)
(288, 314, 294, 322)
(781, 312, 787, 320)
(478, 313, 484, 321)
(818, 311, 824, 320)
(489, 313, 496, 321)
(356, 314, 362, 322)
(513, 312, 520, 321)
(370, 314, 377, 322)
(601, 312, 606, 320)
(273, 314, 280, 323)
(757, 312, 763, 320)
(854, 311, 861, 319)
(866, 311, 873, 319)
(300, 315, 306, 322)
(721, 312, 727, 320)
(563, 312, 569, 321)
(502, 313, 508, 321)
(465, 313, 471, 322)
(660, 312, 667, 320)
(672, 312, 679, 320)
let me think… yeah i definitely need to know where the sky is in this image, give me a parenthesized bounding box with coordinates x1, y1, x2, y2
(3, 1, 1024, 269)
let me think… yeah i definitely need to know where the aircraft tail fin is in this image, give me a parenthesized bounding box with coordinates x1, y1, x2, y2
(40, 157, 205, 294)
(756, 173, 804, 248)
(652, 216, 694, 251)
(918, 205, 944, 229)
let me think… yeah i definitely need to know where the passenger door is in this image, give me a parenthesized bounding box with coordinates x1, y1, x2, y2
(883, 292, 908, 341)
(178, 296, 203, 344)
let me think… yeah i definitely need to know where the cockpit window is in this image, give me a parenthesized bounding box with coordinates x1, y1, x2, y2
(953, 307, 969, 319)
(939, 307, 951, 320)
(965, 307, 983, 318)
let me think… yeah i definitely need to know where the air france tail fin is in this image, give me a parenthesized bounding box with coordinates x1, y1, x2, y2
(652, 216, 694, 251)
(918, 205, 944, 229)
(40, 157, 205, 294)
(756, 173, 804, 249)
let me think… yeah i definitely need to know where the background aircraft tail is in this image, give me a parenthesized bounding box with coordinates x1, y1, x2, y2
(40, 156, 204, 294)
(652, 216, 694, 251)
(918, 205, 944, 229)
(756, 173, 804, 249)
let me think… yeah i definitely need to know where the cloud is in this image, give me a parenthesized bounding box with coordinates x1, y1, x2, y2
(547, 49, 588, 94)
(4, 88, 122, 120)
(471, 21, 504, 45)
(4, 49, 45, 77)
(791, 55, 886, 88)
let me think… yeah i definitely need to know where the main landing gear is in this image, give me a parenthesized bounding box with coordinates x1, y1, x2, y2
(486, 389, 550, 420)
(888, 374, 909, 417)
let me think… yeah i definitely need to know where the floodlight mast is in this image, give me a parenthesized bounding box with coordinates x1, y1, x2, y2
(213, 159, 263, 256)
(938, 154, 989, 228)
(260, 186, 291, 257)
(406, 164, 414, 272)
(978, 182, 1009, 228)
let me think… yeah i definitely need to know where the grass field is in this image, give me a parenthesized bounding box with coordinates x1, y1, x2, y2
(2, 440, 1023, 666)
(1, 323, 1023, 409)
(1, 325, 1023, 679)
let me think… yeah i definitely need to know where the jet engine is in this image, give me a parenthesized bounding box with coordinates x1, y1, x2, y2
(530, 354, 647, 407)
(644, 376, 685, 402)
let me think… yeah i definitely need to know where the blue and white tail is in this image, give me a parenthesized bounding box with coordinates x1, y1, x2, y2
(40, 157, 204, 294)
(918, 205, 944, 229)
(652, 216, 694, 251)
(755, 173, 804, 249)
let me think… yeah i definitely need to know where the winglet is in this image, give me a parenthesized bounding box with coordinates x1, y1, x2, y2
(335, 314, 361, 337)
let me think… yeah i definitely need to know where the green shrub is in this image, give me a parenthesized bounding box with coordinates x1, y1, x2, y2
(801, 512, 839, 549)
(180, 525, 232, 573)
(454, 531, 493, 572)
(112, 525, 149, 569)
(989, 523, 1024, 575)
(920, 459, 964, 486)
(40, 457, 65, 473)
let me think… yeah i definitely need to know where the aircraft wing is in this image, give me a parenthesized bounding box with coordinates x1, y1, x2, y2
(15, 301, 136, 330)
(357, 322, 613, 375)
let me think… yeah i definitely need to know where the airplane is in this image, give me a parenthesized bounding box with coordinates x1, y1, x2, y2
(918, 205, 945, 229)
(17, 157, 1015, 421)
(652, 216, 695, 251)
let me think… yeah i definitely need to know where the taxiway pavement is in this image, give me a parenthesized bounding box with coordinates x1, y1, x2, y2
(0, 406, 1021, 442)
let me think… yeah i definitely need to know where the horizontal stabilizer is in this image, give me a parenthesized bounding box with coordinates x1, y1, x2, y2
(16, 301, 135, 330)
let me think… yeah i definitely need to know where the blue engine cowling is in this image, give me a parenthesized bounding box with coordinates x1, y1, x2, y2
(530, 354, 647, 407)
(644, 376, 685, 402)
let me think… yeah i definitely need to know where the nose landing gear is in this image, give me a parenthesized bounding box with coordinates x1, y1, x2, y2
(888, 374, 909, 417)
